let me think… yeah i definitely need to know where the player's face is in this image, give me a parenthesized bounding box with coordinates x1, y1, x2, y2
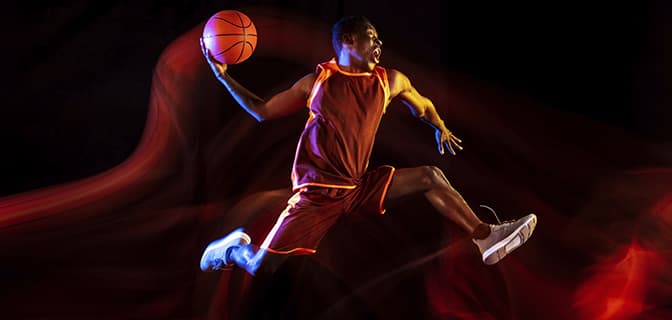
(350, 25, 383, 71)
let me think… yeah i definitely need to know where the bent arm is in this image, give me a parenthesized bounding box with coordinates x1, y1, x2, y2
(201, 38, 313, 122)
(215, 72, 314, 122)
(389, 69, 463, 155)
(389, 69, 449, 131)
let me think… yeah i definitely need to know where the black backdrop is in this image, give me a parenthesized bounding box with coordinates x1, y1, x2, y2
(1, 1, 671, 319)
(3, 0, 670, 195)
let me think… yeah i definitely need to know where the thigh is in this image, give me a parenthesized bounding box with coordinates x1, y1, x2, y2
(385, 166, 435, 201)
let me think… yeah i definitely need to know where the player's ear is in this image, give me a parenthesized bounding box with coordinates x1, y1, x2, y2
(342, 33, 354, 46)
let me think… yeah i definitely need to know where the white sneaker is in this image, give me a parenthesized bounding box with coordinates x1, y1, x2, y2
(200, 228, 251, 272)
(473, 214, 537, 265)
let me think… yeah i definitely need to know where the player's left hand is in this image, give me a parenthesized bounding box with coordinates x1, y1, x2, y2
(435, 128, 463, 155)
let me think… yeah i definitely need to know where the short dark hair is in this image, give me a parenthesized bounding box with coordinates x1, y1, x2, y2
(331, 16, 373, 54)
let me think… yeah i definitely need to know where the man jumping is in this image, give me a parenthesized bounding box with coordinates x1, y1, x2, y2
(199, 16, 537, 276)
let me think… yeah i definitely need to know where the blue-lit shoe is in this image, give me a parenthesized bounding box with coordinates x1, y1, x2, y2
(473, 213, 537, 265)
(200, 228, 251, 272)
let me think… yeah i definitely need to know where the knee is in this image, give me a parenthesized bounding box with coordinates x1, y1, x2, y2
(420, 165, 450, 188)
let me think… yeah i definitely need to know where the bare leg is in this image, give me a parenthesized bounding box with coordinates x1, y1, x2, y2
(386, 166, 484, 235)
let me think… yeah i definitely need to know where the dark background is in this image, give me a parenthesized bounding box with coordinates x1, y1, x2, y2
(1, 1, 671, 319)
(2, 0, 670, 196)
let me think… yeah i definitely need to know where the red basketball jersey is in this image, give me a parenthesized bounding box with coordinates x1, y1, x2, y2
(291, 59, 390, 190)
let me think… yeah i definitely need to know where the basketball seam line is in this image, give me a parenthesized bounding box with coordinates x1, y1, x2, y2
(234, 11, 246, 64)
(203, 33, 257, 38)
(213, 41, 246, 57)
(212, 17, 251, 28)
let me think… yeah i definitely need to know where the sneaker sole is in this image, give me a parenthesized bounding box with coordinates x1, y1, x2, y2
(482, 214, 537, 265)
(200, 228, 252, 271)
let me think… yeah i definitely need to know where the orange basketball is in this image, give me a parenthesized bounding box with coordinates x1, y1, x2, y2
(202, 10, 257, 64)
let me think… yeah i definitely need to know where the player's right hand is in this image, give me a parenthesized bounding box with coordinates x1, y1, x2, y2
(200, 37, 228, 76)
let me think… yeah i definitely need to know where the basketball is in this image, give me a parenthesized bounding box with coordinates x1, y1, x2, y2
(202, 10, 257, 64)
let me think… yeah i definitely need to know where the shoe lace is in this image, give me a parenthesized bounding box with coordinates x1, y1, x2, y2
(479, 204, 513, 224)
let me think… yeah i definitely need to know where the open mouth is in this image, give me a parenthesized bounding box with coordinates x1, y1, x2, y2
(372, 47, 381, 63)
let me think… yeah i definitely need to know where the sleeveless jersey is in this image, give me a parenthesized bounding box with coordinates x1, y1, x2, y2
(291, 58, 390, 190)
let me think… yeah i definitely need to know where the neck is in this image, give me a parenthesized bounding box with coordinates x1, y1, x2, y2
(337, 52, 371, 73)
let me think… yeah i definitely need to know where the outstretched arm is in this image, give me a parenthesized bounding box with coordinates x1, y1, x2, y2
(388, 69, 463, 155)
(201, 38, 314, 122)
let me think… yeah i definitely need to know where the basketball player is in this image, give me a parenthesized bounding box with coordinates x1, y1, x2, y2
(199, 16, 537, 276)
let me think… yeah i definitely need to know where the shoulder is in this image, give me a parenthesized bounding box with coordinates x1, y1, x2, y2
(386, 68, 411, 97)
(292, 73, 317, 94)
(297, 72, 317, 84)
(386, 69, 405, 82)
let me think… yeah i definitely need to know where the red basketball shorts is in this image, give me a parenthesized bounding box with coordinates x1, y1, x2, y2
(259, 165, 396, 255)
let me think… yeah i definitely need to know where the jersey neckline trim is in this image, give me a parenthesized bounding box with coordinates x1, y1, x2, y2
(327, 58, 375, 76)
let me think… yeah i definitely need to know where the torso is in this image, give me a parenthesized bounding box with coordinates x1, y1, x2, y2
(291, 59, 390, 190)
